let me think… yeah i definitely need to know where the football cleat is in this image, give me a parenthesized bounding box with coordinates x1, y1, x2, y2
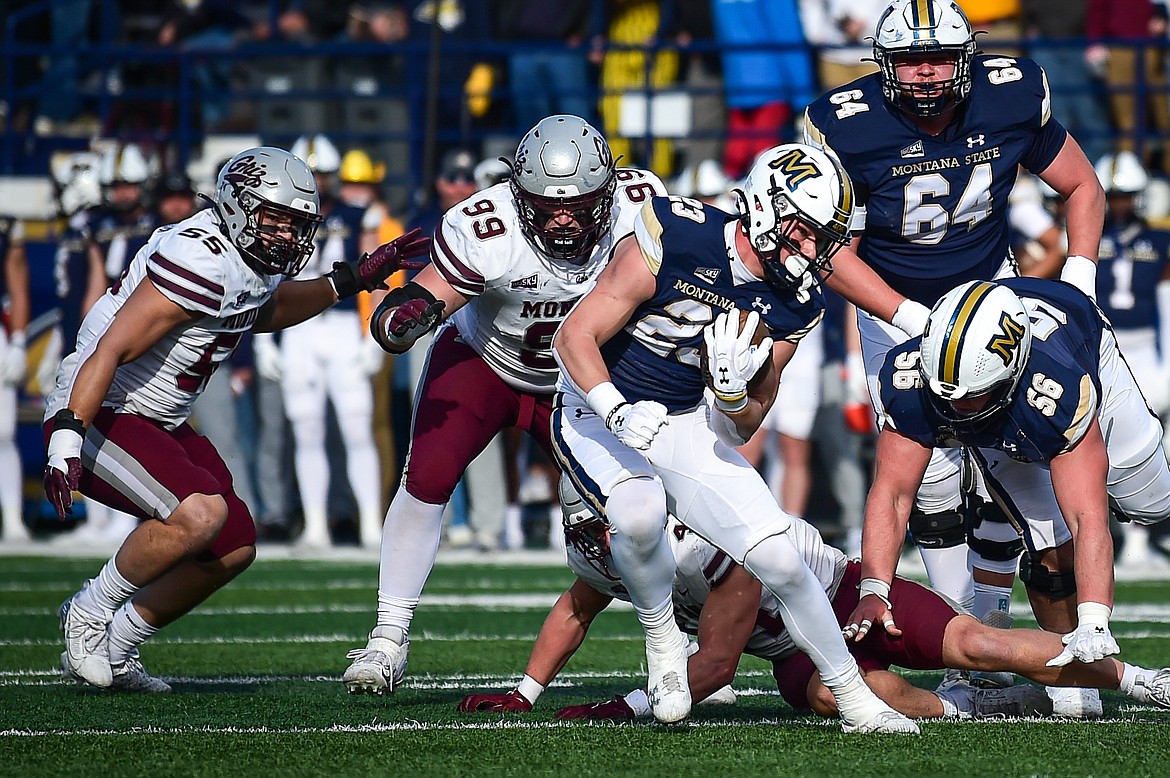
(58, 586, 113, 688)
(1143, 669, 1170, 709)
(971, 610, 1015, 689)
(841, 708, 921, 735)
(343, 625, 409, 695)
(110, 650, 172, 693)
(699, 684, 737, 707)
(1045, 686, 1103, 718)
(935, 668, 971, 693)
(974, 684, 1053, 718)
(645, 630, 692, 723)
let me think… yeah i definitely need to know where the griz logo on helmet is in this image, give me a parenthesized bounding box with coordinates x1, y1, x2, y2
(223, 156, 266, 188)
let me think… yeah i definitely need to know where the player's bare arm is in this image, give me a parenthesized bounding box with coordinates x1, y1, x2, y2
(847, 426, 932, 640)
(1038, 136, 1105, 264)
(552, 233, 656, 395)
(458, 577, 612, 713)
(4, 235, 29, 336)
(823, 240, 912, 329)
(689, 563, 761, 703)
(1049, 419, 1115, 610)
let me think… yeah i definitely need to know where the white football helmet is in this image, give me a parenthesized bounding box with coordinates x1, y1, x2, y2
(290, 134, 341, 174)
(919, 281, 1032, 429)
(1094, 150, 1149, 195)
(212, 147, 322, 277)
(873, 0, 977, 117)
(50, 151, 102, 217)
(559, 474, 608, 561)
(511, 114, 616, 264)
(99, 142, 151, 186)
(734, 143, 854, 296)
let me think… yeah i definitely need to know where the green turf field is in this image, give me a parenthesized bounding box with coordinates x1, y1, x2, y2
(2, 555, 1169, 777)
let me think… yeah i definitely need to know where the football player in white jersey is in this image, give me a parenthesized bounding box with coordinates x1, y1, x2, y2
(458, 477, 1170, 721)
(341, 115, 668, 695)
(1, 216, 30, 544)
(43, 147, 430, 692)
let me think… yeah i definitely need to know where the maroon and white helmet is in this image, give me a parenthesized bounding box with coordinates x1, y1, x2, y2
(559, 474, 608, 560)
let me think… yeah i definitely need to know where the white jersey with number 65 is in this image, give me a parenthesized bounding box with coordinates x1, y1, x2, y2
(432, 169, 667, 394)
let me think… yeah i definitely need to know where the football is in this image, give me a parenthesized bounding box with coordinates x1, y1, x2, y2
(700, 309, 773, 390)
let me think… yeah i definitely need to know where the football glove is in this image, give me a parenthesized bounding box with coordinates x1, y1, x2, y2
(382, 296, 445, 350)
(555, 696, 636, 720)
(702, 309, 772, 413)
(2, 332, 26, 385)
(43, 409, 84, 520)
(327, 227, 432, 299)
(1047, 602, 1119, 666)
(606, 400, 668, 451)
(457, 689, 533, 713)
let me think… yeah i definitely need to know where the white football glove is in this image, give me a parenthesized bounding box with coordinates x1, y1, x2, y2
(2, 332, 27, 386)
(891, 299, 931, 338)
(702, 309, 773, 413)
(356, 337, 385, 377)
(253, 334, 284, 381)
(607, 400, 669, 451)
(1046, 602, 1120, 666)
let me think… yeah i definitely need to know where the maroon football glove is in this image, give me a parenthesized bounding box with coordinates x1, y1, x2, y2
(43, 410, 85, 520)
(554, 696, 635, 720)
(327, 227, 432, 299)
(457, 689, 534, 713)
(385, 297, 445, 346)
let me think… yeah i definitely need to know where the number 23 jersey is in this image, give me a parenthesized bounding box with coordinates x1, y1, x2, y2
(879, 278, 1103, 463)
(804, 55, 1068, 306)
(432, 169, 667, 394)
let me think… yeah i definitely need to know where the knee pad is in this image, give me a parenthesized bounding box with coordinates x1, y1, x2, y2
(966, 499, 1025, 562)
(742, 532, 805, 593)
(909, 508, 966, 549)
(1019, 552, 1077, 600)
(605, 477, 666, 547)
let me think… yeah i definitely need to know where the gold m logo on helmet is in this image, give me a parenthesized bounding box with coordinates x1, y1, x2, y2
(768, 149, 822, 192)
(986, 312, 1026, 366)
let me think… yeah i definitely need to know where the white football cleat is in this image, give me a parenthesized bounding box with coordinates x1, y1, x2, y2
(110, 650, 172, 693)
(343, 626, 409, 695)
(58, 587, 113, 688)
(645, 630, 691, 723)
(841, 708, 921, 735)
(974, 685, 1053, 718)
(1143, 669, 1170, 708)
(699, 684, 737, 707)
(1046, 686, 1103, 718)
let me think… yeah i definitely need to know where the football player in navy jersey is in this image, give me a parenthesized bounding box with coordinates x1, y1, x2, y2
(552, 143, 918, 733)
(850, 279, 1170, 710)
(802, 0, 1105, 627)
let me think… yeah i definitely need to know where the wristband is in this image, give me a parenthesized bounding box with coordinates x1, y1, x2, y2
(891, 299, 931, 338)
(515, 673, 545, 705)
(858, 577, 893, 609)
(586, 381, 627, 423)
(1076, 601, 1112, 627)
(8, 330, 26, 348)
(1060, 255, 1097, 300)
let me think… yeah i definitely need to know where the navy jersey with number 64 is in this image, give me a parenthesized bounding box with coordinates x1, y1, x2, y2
(880, 278, 1104, 463)
(603, 198, 824, 413)
(804, 55, 1068, 306)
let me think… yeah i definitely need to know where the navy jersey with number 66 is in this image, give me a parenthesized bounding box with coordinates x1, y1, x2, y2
(880, 278, 1104, 463)
(603, 198, 825, 413)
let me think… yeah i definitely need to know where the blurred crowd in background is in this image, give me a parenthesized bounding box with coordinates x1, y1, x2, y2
(3, 0, 1170, 559)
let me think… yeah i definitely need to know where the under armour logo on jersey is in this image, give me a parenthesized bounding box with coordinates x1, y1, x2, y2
(967, 135, 986, 148)
(751, 297, 772, 315)
(694, 267, 720, 284)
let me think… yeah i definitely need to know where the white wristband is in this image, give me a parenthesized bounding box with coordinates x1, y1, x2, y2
(8, 330, 26, 348)
(1076, 601, 1112, 628)
(47, 424, 83, 461)
(515, 674, 545, 705)
(585, 381, 627, 423)
(891, 299, 931, 338)
(1060, 255, 1097, 300)
(858, 577, 893, 609)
